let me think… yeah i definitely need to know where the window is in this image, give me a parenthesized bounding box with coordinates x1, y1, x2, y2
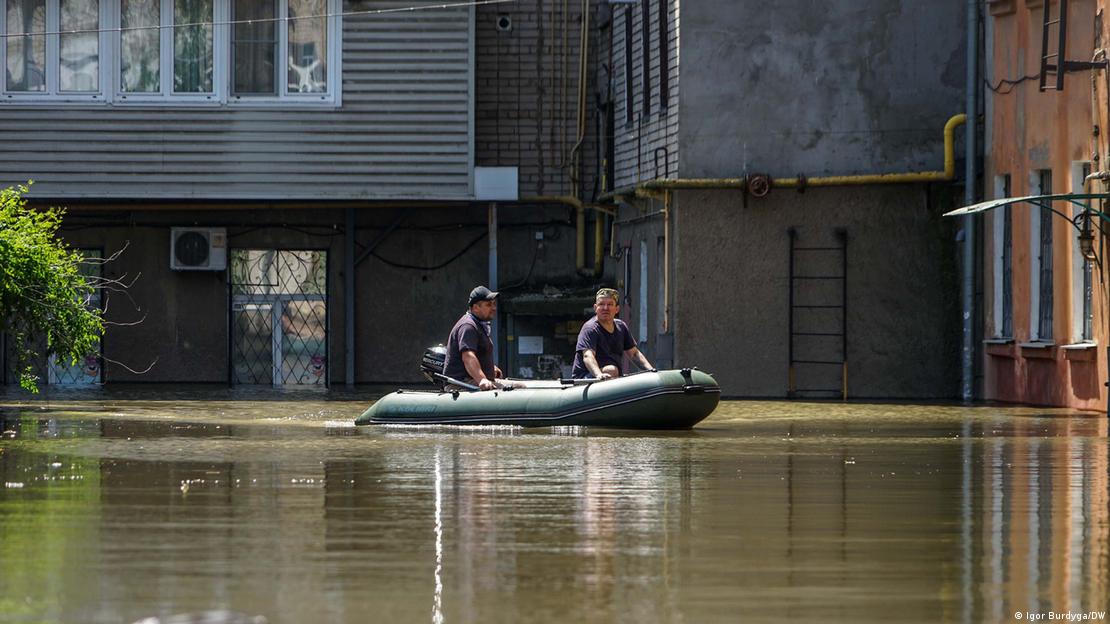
(1071, 162, 1093, 342)
(5, 0, 101, 96)
(640, 0, 649, 118)
(233, 0, 330, 97)
(656, 0, 667, 111)
(120, 0, 215, 97)
(1030, 169, 1053, 341)
(639, 238, 648, 347)
(992, 174, 1013, 337)
(623, 5, 632, 126)
(1, 0, 338, 104)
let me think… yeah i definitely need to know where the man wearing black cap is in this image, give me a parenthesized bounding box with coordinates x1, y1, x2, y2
(442, 285, 504, 390)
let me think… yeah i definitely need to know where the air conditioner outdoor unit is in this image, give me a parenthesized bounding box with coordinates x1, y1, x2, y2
(170, 227, 227, 271)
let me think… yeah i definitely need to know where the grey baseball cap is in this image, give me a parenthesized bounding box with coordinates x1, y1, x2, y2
(468, 285, 499, 307)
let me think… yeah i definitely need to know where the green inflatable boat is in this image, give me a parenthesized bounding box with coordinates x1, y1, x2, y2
(355, 368, 720, 429)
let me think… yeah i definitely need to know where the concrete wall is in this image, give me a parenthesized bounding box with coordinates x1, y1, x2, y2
(670, 186, 962, 398)
(679, 1, 967, 178)
(39, 203, 577, 385)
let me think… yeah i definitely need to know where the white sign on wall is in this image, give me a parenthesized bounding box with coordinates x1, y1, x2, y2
(517, 336, 544, 354)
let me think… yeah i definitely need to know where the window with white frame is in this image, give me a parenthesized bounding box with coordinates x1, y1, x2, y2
(992, 174, 1013, 338)
(120, 0, 215, 97)
(5, 0, 101, 95)
(1, 0, 338, 104)
(1030, 169, 1053, 342)
(1070, 161, 1094, 343)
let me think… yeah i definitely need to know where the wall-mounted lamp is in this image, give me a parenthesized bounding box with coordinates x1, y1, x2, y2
(1079, 212, 1098, 262)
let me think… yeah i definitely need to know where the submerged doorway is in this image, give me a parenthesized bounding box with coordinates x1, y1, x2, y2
(230, 249, 328, 386)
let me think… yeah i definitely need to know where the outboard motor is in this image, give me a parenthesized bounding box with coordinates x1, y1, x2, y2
(421, 345, 448, 388)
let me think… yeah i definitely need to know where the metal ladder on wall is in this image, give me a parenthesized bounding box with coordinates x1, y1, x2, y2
(1039, 0, 1103, 91)
(787, 228, 848, 400)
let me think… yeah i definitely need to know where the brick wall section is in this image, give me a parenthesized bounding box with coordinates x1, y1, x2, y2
(612, 0, 679, 188)
(475, 0, 603, 200)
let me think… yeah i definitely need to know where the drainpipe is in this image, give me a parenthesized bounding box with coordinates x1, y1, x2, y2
(576, 203, 587, 271)
(663, 189, 671, 332)
(594, 212, 604, 275)
(962, 0, 978, 402)
(344, 207, 355, 386)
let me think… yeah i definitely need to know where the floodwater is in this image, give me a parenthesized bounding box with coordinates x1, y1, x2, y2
(0, 389, 1107, 624)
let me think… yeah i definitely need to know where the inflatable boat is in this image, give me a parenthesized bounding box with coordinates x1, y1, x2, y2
(355, 366, 720, 429)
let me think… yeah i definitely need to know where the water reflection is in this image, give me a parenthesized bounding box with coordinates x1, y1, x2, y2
(0, 399, 1107, 623)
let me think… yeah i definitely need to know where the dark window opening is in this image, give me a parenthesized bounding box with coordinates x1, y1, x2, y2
(1038, 169, 1053, 341)
(640, 0, 650, 118)
(657, 0, 668, 111)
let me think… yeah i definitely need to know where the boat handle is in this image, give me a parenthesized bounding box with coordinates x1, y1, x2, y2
(559, 378, 601, 385)
(433, 372, 479, 392)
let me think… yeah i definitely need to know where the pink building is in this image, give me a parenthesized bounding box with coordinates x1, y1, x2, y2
(982, 0, 1108, 409)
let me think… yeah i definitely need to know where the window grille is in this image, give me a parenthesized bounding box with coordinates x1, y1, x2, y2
(1038, 170, 1053, 341)
(1002, 200, 1013, 337)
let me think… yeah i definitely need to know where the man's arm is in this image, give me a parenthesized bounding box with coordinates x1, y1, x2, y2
(625, 346, 653, 371)
(582, 349, 611, 379)
(461, 350, 495, 390)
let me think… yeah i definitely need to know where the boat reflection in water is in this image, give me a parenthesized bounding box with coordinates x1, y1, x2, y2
(0, 395, 1106, 622)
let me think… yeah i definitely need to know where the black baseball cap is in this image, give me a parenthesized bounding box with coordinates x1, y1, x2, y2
(468, 285, 499, 307)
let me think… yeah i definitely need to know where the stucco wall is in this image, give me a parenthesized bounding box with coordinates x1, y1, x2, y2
(678, 1, 967, 178)
(670, 186, 961, 398)
(980, 0, 1107, 410)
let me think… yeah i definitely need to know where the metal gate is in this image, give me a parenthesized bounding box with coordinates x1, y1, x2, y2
(230, 250, 328, 386)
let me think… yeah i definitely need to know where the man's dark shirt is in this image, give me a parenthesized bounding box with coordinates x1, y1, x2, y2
(443, 313, 495, 383)
(571, 317, 636, 378)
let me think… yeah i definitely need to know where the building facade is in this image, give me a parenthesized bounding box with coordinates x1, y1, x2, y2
(2, 0, 605, 387)
(6, 1, 986, 400)
(606, 1, 969, 398)
(981, 0, 1108, 409)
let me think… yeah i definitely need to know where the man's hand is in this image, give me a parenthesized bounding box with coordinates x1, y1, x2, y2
(596, 372, 612, 381)
(478, 378, 496, 391)
(494, 366, 504, 379)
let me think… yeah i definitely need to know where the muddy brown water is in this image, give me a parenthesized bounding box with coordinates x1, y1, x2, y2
(1, 388, 1107, 623)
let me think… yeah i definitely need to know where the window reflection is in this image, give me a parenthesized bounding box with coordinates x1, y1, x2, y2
(287, 0, 325, 93)
(120, 0, 159, 92)
(59, 0, 98, 92)
(173, 0, 212, 92)
(5, 0, 45, 92)
(232, 0, 277, 95)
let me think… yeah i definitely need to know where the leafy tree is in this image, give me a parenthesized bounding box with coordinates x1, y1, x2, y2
(0, 184, 103, 392)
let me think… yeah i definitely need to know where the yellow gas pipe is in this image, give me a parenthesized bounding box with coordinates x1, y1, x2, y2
(611, 113, 966, 197)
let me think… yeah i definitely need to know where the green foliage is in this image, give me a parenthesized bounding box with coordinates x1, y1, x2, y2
(0, 184, 103, 392)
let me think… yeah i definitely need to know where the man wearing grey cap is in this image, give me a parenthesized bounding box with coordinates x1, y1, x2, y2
(442, 285, 504, 390)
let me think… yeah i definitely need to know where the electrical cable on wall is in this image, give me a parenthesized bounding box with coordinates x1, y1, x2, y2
(985, 73, 1041, 94)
